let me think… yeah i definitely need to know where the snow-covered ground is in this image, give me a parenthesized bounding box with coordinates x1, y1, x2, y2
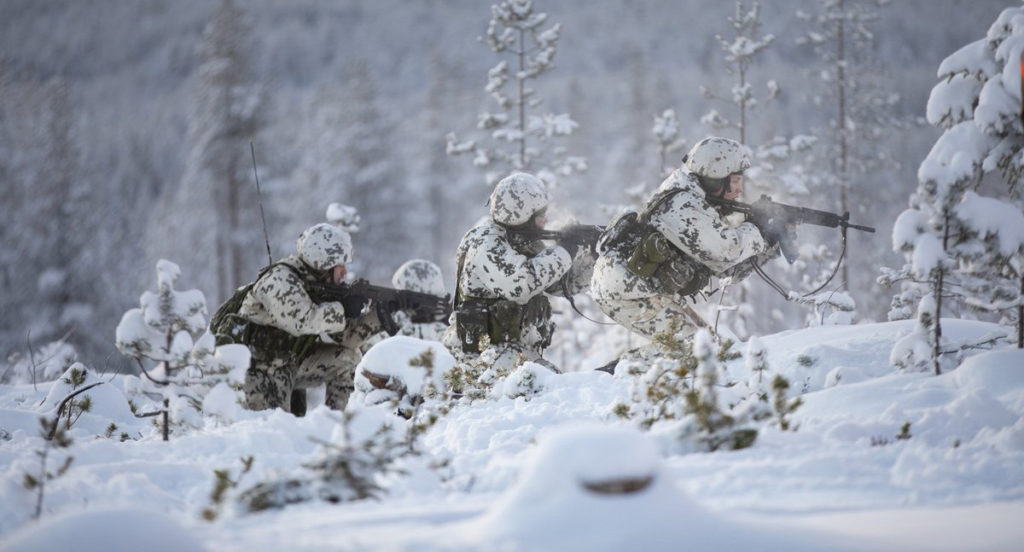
(1, 320, 1022, 551)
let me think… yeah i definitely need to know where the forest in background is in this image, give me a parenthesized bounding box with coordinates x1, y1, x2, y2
(0, 0, 1008, 368)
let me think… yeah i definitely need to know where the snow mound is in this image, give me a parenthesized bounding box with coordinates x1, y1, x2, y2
(953, 349, 1024, 399)
(0, 507, 206, 552)
(463, 423, 858, 551)
(354, 336, 455, 397)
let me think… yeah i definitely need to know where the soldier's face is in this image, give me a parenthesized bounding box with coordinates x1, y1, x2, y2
(533, 209, 548, 229)
(723, 174, 743, 200)
(330, 265, 347, 284)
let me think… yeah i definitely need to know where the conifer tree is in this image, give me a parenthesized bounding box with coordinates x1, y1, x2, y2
(798, 0, 904, 313)
(447, 0, 585, 189)
(116, 260, 249, 431)
(884, 5, 1024, 372)
(151, 0, 264, 303)
(339, 60, 421, 281)
(700, 1, 815, 338)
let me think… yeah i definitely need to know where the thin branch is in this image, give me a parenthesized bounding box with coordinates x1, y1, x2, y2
(49, 382, 104, 439)
(135, 358, 170, 386)
(27, 329, 38, 392)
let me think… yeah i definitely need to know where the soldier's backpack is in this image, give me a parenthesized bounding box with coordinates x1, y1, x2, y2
(597, 187, 710, 297)
(209, 262, 283, 346)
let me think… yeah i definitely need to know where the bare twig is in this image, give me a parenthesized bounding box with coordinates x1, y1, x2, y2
(27, 329, 38, 392)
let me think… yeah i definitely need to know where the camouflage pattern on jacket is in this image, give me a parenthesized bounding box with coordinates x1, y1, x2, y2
(591, 169, 772, 340)
(443, 219, 574, 370)
(238, 256, 381, 412)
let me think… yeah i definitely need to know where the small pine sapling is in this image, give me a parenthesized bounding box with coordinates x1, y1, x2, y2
(24, 416, 74, 520)
(201, 456, 254, 521)
(771, 374, 802, 431)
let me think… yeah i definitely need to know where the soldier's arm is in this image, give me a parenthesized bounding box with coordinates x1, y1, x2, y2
(251, 265, 348, 337)
(474, 239, 572, 303)
(657, 191, 767, 272)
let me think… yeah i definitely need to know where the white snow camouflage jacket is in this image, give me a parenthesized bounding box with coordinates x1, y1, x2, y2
(454, 219, 573, 304)
(237, 256, 348, 337)
(649, 168, 767, 275)
(593, 169, 770, 302)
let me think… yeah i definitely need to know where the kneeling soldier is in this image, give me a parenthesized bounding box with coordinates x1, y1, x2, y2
(444, 172, 592, 371)
(234, 223, 381, 413)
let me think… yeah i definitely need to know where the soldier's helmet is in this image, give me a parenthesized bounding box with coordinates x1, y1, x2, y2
(489, 172, 550, 226)
(297, 223, 353, 271)
(684, 137, 751, 179)
(392, 259, 446, 296)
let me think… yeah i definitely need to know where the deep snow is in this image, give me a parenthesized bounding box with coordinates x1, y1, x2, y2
(1, 319, 1022, 551)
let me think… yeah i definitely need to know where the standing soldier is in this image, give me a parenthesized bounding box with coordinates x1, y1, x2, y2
(591, 137, 783, 343)
(444, 172, 592, 371)
(228, 223, 381, 414)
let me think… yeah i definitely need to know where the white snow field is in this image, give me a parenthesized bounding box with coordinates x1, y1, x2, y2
(1, 319, 1022, 551)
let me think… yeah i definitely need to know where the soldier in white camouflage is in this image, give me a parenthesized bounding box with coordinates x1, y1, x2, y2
(591, 137, 782, 341)
(390, 259, 449, 341)
(443, 172, 593, 371)
(238, 223, 382, 413)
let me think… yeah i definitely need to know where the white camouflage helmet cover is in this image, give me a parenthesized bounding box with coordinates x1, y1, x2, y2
(685, 137, 751, 179)
(391, 259, 446, 296)
(489, 172, 550, 226)
(296, 223, 353, 271)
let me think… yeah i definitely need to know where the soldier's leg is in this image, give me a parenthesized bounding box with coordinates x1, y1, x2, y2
(244, 356, 293, 411)
(295, 345, 360, 411)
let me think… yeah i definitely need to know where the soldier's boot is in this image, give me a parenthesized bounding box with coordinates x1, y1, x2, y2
(289, 389, 307, 417)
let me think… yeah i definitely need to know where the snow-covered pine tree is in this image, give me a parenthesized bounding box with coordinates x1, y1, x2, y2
(446, 0, 585, 190)
(653, 109, 687, 181)
(338, 59, 421, 282)
(797, 0, 905, 317)
(115, 260, 249, 431)
(700, 1, 816, 338)
(885, 5, 1024, 371)
(953, 192, 1024, 347)
(150, 0, 265, 304)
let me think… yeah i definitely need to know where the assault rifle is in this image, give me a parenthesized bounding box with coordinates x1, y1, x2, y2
(513, 224, 606, 254)
(305, 279, 452, 336)
(708, 195, 875, 263)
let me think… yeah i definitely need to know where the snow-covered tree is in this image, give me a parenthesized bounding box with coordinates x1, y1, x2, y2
(652, 109, 687, 181)
(150, 0, 265, 304)
(797, 0, 905, 312)
(699, 1, 816, 338)
(884, 5, 1024, 372)
(337, 59, 423, 282)
(446, 0, 586, 189)
(115, 260, 249, 430)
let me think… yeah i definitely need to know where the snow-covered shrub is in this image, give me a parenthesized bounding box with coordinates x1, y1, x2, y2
(353, 336, 455, 419)
(115, 260, 249, 432)
(235, 408, 415, 512)
(1, 338, 77, 385)
(613, 327, 758, 452)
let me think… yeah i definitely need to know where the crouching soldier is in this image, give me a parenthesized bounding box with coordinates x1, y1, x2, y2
(228, 223, 382, 413)
(443, 172, 593, 371)
(591, 137, 782, 343)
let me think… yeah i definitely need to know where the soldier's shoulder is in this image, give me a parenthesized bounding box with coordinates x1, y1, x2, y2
(258, 257, 304, 282)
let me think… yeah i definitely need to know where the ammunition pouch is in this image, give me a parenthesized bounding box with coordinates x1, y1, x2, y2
(625, 231, 710, 297)
(455, 295, 552, 354)
(222, 317, 319, 362)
